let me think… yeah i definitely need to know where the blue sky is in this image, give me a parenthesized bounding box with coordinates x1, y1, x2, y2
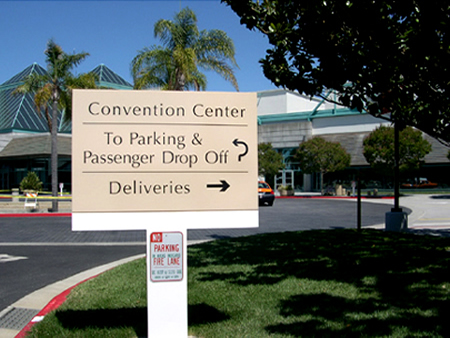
(1, 0, 278, 92)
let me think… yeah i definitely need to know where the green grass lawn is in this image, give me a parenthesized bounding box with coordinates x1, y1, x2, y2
(27, 229, 450, 337)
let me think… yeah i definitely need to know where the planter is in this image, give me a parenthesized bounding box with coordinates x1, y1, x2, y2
(279, 189, 288, 196)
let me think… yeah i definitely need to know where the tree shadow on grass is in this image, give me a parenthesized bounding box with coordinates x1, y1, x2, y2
(55, 303, 229, 335)
(266, 292, 450, 337)
(189, 229, 450, 288)
(188, 303, 230, 326)
(188, 229, 450, 336)
(55, 307, 147, 336)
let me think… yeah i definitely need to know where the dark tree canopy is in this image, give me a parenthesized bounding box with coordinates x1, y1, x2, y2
(258, 142, 285, 177)
(363, 125, 432, 176)
(223, 0, 450, 146)
(294, 137, 350, 194)
(294, 137, 351, 176)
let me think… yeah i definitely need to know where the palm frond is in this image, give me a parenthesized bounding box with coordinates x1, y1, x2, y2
(199, 56, 239, 91)
(132, 7, 238, 91)
(197, 29, 238, 67)
(59, 90, 72, 123)
(187, 70, 207, 91)
(13, 73, 50, 95)
(45, 39, 89, 81)
(173, 7, 199, 48)
(154, 19, 176, 49)
(132, 46, 174, 89)
(62, 72, 98, 121)
(33, 84, 52, 112)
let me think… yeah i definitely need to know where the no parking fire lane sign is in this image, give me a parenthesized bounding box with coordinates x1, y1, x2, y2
(150, 232, 183, 282)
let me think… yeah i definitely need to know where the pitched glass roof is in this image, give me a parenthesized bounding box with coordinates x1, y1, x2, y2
(0, 63, 132, 134)
(91, 64, 133, 89)
(0, 63, 54, 133)
(1, 63, 47, 88)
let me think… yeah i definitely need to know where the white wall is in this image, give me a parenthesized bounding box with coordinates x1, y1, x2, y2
(312, 114, 390, 135)
(257, 90, 287, 116)
(258, 90, 325, 116)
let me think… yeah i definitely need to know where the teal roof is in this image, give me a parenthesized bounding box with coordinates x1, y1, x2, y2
(257, 107, 361, 125)
(91, 64, 132, 89)
(0, 63, 132, 134)
(0, 63, 56, 133)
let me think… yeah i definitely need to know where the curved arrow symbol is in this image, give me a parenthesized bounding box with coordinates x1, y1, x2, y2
(233, 139, 248, 161)
(207, 180, 230, 192)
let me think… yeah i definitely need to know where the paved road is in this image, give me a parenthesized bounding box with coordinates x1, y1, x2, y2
(0, 198, 399, 314)
(188, 198, 398, 241)
(0, 218, 146, 314)
(0, 245, 145, 316)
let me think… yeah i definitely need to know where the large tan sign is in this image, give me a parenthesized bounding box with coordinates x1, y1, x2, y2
(72, 90, 257, 219)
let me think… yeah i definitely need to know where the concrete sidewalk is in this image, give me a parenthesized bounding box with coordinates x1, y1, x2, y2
(0, 199, 72, 214)
(361, 194, 450, 235)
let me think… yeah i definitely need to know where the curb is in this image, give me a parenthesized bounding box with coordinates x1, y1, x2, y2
(276, 195, 394, 200)
(2, 254, 145, 338)
(0, 213, 71, 218)
(15, 276, 98, 338)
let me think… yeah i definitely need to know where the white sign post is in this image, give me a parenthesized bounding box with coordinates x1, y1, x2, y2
(72, 90, 258, 337)
(147, 230, 187, 336)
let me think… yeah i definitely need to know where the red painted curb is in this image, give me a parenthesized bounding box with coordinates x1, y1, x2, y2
(276, 196, 394, 200)
(15, 275, 98, 338)
(0, 213, 71, 218)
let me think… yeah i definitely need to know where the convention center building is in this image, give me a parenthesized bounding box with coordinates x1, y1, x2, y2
(0, 64, 448, 192)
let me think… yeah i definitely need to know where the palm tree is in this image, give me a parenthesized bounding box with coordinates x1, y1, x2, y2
(14, 39, 96, 211)
(132, 7, 239, 91)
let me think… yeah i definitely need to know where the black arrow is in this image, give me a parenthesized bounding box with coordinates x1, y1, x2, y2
(233, 139, 248, 161)
(207, 180, 230, 192)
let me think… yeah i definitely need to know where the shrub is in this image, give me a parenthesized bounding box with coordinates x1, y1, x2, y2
(20, 171, 43, 192)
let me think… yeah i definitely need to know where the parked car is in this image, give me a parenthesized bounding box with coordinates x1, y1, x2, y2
(401, 178, 438, 189)
(258, 181, 275, 206)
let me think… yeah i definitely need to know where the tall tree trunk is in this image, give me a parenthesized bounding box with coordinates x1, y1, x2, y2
(175, 71, 186, 91)
(51, 97, 59, 212)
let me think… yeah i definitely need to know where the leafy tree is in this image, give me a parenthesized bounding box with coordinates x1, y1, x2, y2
(20, 172, 43, 192)
(294, 137, 350, 194)
(222, 0, 450, 146)
(132, 7, 239, 91)
(258, 142, 285, 178)
(363, 125, 432, 177)
(14, 39, 96, 211)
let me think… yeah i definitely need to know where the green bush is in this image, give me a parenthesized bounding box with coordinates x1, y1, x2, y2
(20, 171, 43, 192)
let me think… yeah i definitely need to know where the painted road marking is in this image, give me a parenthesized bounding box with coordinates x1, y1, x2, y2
(0, 254, 28, 263)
